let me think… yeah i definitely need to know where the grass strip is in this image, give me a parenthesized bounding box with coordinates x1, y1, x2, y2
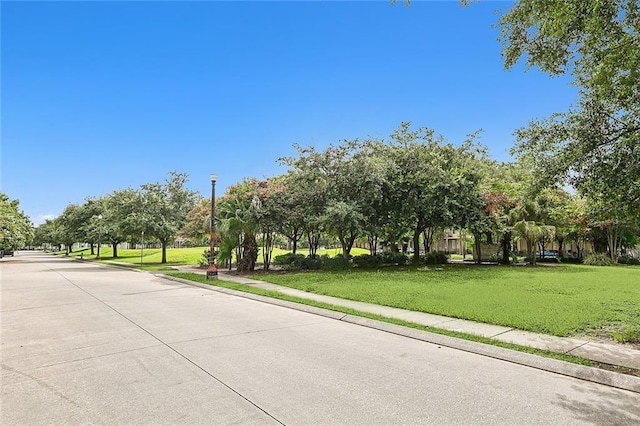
(167, 272, 593, 367)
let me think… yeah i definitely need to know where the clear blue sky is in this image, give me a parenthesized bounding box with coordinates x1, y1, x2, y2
(2, 1, 577, 225)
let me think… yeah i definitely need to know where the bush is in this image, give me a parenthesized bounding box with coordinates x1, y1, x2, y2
(320, 255, 351, 270)
(421, 251, 450, 265)
(560, 256, 583, 264)
(199, 249, 211, 267)
(273, 253, 307, 270)
(299, 256, 323, 270)
(352, 254, 383, 268)
(380, 252, 409, 265)
(618, 255, 640, 265)
(583, 253, 613, 266)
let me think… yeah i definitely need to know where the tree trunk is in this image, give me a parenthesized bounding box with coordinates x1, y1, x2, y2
(367, 233, 378, 256)
(112, 242, 118, 258)
(90, 243, 95, 255)
(161, 240, 167, 264)
(412, 229, 421, 264)
(607, 225, 619, 264)
(486, 232, 493, 245)
(422, 227, 435, 254)
(263, 231, 275, 271)
(500, 231, 511, 265)
(473, 232, 482, 265)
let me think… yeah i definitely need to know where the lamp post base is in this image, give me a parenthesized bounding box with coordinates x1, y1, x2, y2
(206, 266, 218, 280)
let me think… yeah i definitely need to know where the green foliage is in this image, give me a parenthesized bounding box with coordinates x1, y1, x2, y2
(320, 255, 351, 270)
(420, 251, 450, 265)
(612, 326, 640, 344)
(560, 257, 583, 264)
(200, 248, 211, 268)
(352, 254, 383, 269)
(501, 0, 640, 221)
(0, 193, 33, 250)
(273, 253, 307, 270)
(618, 255, 640, 266)
(380, 252, 409, 266)
(582, 253, 613, 266)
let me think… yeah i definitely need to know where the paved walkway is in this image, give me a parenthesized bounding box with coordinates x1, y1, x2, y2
(174, 266, 640, 372)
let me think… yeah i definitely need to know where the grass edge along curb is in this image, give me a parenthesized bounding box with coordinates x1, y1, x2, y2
(164, 272, 640, 393)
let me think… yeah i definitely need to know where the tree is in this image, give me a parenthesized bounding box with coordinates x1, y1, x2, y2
(384, 123, 486, 264)
(101, 189, 137, 258)
(217, 179, 263, 272)
(180, 198, 210, 245)
(323, 201, 364, 260)
(58, 204, 84, 254)
(269, 175, 305, 254)
(0, 193, 33, 251)
(135, 172, 199, 263)
(500, 0, 640, 220)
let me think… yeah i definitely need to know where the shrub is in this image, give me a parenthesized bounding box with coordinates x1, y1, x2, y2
(421, 251, 450, 265)
(618, 255, 640, 265)
(199, 249, 211, 267)
(273, 253, 307, 271)
(560, 256, 583, 264)
(352, 254, 383, 268)
(320, 255, 350, 270)
(583, 253, 613, 266)
(380, 252, 409, 265)
(298, 256, 323, 270)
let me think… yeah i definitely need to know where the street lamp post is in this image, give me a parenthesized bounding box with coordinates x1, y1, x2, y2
(207, 174, 218, 280)
(140, 231, 144, 265)
(96, 214, 103, 259)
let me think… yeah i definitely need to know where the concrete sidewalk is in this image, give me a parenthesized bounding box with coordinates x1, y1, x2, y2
(174, 266, 640, 372)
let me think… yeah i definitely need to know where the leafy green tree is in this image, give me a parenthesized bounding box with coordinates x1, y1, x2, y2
(269, 175, 305, 254)
(384, 123, 486, 264)
(135, 172, 199, 264)
(0, 193, 33, 251)
(58, 204, 85, 254)
(100, 189, 137, 258)
(323, 200, 364, 260)
(33, 218, 64, 251)
(280, 145, 332, 258)
(500, 0, 640, 221)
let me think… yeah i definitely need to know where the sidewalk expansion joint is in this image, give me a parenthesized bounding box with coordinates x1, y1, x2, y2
(565, 341, 590, 355)
(490, 328, 516, 338)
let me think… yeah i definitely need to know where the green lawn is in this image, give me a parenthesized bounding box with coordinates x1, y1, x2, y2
(248, 264, 640, 338)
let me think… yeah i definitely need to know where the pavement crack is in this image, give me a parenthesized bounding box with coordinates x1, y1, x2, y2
(2, 364, 81, 409)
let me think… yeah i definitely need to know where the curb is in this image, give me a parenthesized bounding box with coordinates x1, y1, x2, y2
(161, 273, 640, 395)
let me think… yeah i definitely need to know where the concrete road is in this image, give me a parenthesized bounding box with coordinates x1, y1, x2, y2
(2, 252, 639, 425)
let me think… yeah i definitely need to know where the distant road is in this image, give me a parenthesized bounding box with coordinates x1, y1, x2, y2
(2, 252, 639, 425)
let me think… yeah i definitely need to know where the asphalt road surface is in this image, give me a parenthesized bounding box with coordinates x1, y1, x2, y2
(2, 252, 639, 425)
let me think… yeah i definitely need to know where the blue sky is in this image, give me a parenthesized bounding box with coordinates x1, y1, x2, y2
(2, 1, 577, 225)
